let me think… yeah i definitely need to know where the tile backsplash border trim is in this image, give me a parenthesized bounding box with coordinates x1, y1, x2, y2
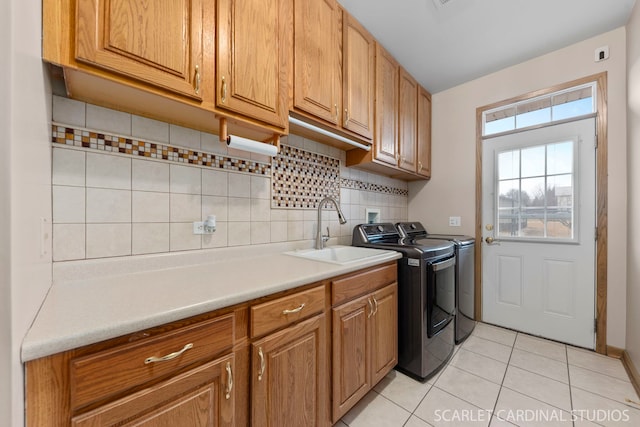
(52, 123, 271, 176)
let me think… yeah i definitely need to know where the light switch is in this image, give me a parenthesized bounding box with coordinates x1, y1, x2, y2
(449, 216, 461, 227)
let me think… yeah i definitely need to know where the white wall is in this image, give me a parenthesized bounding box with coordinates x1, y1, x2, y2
(627, 2, 640, 370)
(409, 27, 628, 348)
(0, 0, 12, 423)
(6, 1, 53, 426)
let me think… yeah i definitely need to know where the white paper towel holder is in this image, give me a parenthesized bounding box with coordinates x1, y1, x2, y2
(219, 117, 281, 156)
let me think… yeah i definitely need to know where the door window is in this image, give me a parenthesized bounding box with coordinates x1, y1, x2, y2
(496, 140, 576, 241)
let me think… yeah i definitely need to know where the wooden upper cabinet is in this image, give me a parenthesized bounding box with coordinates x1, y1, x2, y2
(398, 68, 418, 172)
(342, 12, 374, 140)
(75, 0, 205, 100)
(293, 0, 341, 125)
(217, 0, 289, 128)
(374, 44, 400, 166)
(417, 86, 432, 178)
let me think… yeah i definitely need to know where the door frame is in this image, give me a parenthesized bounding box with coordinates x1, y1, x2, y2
(475, 72, 608, 353)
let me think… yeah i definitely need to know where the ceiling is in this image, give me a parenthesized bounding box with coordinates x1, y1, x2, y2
(339, 0, 636, 93)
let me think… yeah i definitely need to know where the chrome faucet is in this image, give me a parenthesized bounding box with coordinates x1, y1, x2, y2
(316, 196, 347, 250)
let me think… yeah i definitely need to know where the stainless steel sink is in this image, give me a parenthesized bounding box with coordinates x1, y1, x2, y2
(284, 245, 396, 265)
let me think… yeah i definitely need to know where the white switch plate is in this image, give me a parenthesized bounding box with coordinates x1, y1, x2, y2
(449, 216, 461, 227)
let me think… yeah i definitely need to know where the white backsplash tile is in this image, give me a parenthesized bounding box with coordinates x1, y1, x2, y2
(170, 194, 202, 222)
(202, 196, 228, 222)
(52, 148, 85, 187)
(86, 224, 132, 258)
(86, 104, 132, 135)
(132, 223, 170, 255)
(169, 124, 200, 150)
(131, 115, 169, 143)
(170, 164, 202, 194)
(251, 198, 271, 222)
(202, 169, 228, 197)
(228, 172, 251, 197)
(250, 221, 270, 244)
(52, 95, 85, 127)
(132, 159, 170, 192)
(251, 175, 270, 199)
(201, 132, 227, 155)
(53, 224, 85, 261)
(52, 186, 85, 223)
(86, 188, 131, 223)
(86, 153, 131, 190)
(170, 222, 201, 251)
(287, 221, 304, 241)
(228, 222, 251, 246)
(228, 197, 251, 222)
(270, 209, 288, 221)
(270, 221, 288, 243)
(132, 191, 169, 223)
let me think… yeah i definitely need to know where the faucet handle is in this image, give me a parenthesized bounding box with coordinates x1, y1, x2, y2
(322, 226, 330, 243)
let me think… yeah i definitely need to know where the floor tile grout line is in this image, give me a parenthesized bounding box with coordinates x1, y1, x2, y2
(570, 383, 640, 411)
(567, 361, 634, 384)
(489, 331, 517, 426)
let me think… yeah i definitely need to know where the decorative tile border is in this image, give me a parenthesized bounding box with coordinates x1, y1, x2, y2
(51, 124, 271, 175)
(340, 178, 409, 197)
(272, 144, 341, 209)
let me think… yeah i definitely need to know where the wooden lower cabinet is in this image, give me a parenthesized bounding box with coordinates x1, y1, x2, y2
(71, 354, 235, 427)
(331, 281, 398, 423)
(251, 314, 327, 427)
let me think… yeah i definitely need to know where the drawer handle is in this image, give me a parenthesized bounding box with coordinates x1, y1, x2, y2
(282, 303, 305, 315)
(372, 296, 379, 316)
(225, 361, 233, 400)
(144, 343, 193, 364)
(258, 347, 265, 381)
(367, 298, 374, 319)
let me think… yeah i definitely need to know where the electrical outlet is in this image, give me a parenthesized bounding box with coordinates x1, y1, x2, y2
(193, 221, 205, 234)
(449, 216, 461, 227)
(595, 46, 609, 62)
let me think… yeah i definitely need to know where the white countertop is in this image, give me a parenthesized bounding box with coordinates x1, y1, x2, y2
(22, 243, 401, 362)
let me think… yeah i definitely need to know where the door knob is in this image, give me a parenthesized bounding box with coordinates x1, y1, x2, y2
(485, 237, 495, 244)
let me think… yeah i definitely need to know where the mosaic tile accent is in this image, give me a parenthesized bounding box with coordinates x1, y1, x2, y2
(271, 144, 341, 209)
(340, 178, 409, 197)
(51, 124, 271, 176)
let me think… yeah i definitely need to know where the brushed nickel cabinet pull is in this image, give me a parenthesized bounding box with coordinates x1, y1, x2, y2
(258, 347, 265, 381)
(144, 343, 193, 364)
(221, 76, 227, 103)
(194, 65, 201, 95)
(282, 303, 305, 315)
(225, 361, 233, 400)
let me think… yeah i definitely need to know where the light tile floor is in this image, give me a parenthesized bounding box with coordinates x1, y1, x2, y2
(338, 323, 640, 427)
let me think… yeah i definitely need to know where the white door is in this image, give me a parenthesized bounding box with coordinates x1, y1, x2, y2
(482, 118, 596, 348)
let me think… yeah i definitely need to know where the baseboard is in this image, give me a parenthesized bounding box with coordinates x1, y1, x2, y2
(621, 350, 640, 400)
(606, 345, 624, 359)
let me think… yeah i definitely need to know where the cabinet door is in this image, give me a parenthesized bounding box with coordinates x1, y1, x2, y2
(370, 283, 398, 385)
(71, 355, 235, 426)
(374, 45, 400, 166)
(398, 68, 418, 172)
(417, 86, 432, 178)
(331, 294, 371, 422)
(293, 0, 341, 125)
(76, 0, 205, 100)
(342, 13, 374, 139)
(252, 314, 327, 427)
(217, 0, 288, 128)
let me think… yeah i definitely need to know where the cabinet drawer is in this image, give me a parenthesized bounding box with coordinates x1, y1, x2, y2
(71, 314, 234, 409)
(331, 262, 397, 305)
(250, 285, 325, 338)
